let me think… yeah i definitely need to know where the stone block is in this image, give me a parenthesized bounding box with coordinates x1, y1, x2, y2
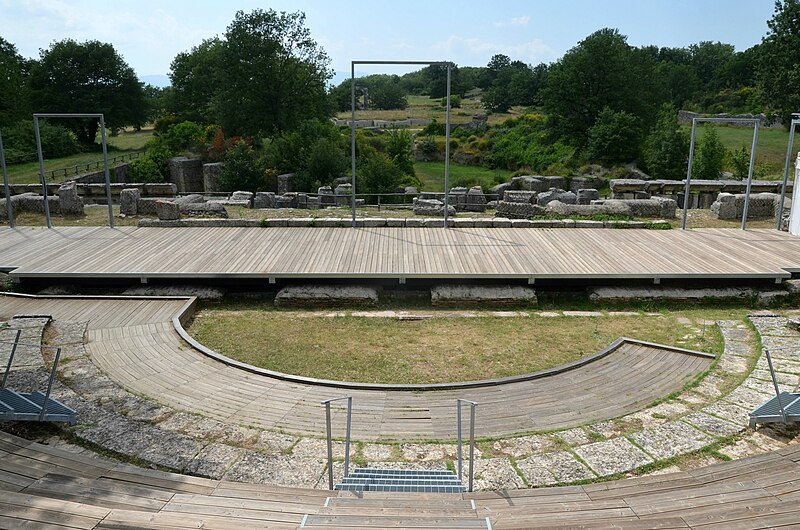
(334, 183, 352, 206)
(493, 217, 512, 228)
(230, 191, 254, 206)
(537, 188, 577, 206)
(317, 186, 336, 207)
(361, 218, 386, 227)
(275, 285, 379, 308)
(549, 200, 631, 217)
(431, 285, 537, 306)
(504, 190, 537, 204)
(155, 200, 180, 220)
(254, 192, 276, 209)
(143, 183, 178, 196)
(181, 202, 228, 218)
(473, 218, 494, 228)
(405, 218, 424, 227)
(413, 198, 456, 217)
(495, 201, 546, 219)
(202, 162, 223, 193)
(385, 218, 406, 227)
(465, 186, 487, 212)
(168, 157, 204, 193)
(576, 188, 600, 205)
(120, 188, 140, 216)
(511, 176, 545, 192)
(452, 218, 475, 228)
(57, 181, 83, 215)
(490, 182, 512, 201)
(277, 173, 295, 194)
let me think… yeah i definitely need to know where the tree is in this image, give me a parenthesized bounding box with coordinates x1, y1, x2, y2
(218, 140, 265, 192)
(692, 126, 726, 180)
(758, 0, 800, 122)
(586, 107, 639, 164)
(542, 29, 656, 146)
(0, 37, 31, 127)
(29, 39, 146, 144)
(642, 104, 689, 180)
(168, 38, 222, 123)
(370, 78, 408, 110)
(215, 9, 331, 136)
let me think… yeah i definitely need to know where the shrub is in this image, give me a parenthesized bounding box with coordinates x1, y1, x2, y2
(295, 137, 348, 191)
(421, 119, 446, 136)
(386, 129, 415, 177)
(692, 126, 726, 180)
(586, 107, 639, 164)
(441, 95, 462, 108)
(727, 146, 751, 180)
(642, 104, 688, 180)
(357, 151, 403, 197)
(2, 120, 82, 161)
(163, 121, 205, 154)
(218, 140, 265, 192)
(128, 157, 164, 183)
(153, 114, 180, 135)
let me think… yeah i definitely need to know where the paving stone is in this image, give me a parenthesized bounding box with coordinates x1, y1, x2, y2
(607, 312, 640, 316)
(181, 418, 228, 442)
(400, 443, 449, 461)
(185, 443, 244, 479)
(224, 451, 324, 487)
(742, 377, 795, 395)
(136, 432, 203, 471)
(48, 320, 88, 344)
(724, 385, 775, 410)
(692, 374, 728, 399)
(535, 312, 561, 317)
(640, 465, 682, 477)
(254, 431, 296, 454)
(472, 458, 525, 491)
(724, 341, 753, 356)
(717, 353, 751, 373)
(516, 451, 594, 484)
(562, 311, 602, 317)
(120, 399, 173, 423)
(585, 421, 625, 440)
(361, 460, 448, 471)
(216, 425, 260, 448)
(491, 434, 558, 458)
(683, 412, 742, 437)
(719, 327, 752, 342)
(702, 400, 751, 426)
(574, 438, 653, 476)
(630, 422, 714, 460)
(292, 438, 349, 459)
(361, 443, 397, 461)
(751, 369, 799, 386)
(156, 411, 201, 433)
(555, 428, 592, 445)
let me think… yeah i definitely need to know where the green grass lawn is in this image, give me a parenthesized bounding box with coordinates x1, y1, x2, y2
(5, 128, 153, 185)
(414, 160, 513, 191)
(187, 305, 730, 385)
(682, 123, 790, 178)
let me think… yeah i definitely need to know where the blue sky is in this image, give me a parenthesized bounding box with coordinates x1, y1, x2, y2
(0, 0, 777, 85)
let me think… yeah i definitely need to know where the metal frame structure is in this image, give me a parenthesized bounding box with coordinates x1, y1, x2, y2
(0, 130, 13, 228)
(777, 114, 800, 230)
(351, 60, 452, 228)
(456, 398, 477, 493)
(749, 346, 800, 427)
(322, 395, 353, 490)
(34, 113, 114, 228)
(682, 117, 759, 231)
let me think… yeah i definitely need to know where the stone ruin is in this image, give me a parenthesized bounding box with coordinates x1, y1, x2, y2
(145, 193, 228, 221)
(0, 181, 84, 220)
(610, 178, 792, 209)
(710, 192, 790, 220)
(412, 198, 456, 217)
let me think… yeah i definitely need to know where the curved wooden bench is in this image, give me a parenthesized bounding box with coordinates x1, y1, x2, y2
(0, 294, 714, 441)
(3, 430, 800, 529)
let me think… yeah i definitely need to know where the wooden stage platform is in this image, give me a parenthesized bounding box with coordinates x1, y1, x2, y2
(2, 226, 800, 282)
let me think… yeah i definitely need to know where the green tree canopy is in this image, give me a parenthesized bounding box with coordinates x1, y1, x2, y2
(758, 0, 800, 122)
(168, 38, 222, 123)
(29, 39, 146, 144)
(0, 37, 31, 127)
(586, 107, 639, 164)
(215, 9, 331, 136)
(642, 104, 689, 180)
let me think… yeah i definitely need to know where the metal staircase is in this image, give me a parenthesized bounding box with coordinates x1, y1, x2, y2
(335, 467, 466, 493)
(0, 330, 76, 425)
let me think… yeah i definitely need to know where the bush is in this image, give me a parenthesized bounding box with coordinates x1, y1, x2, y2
(486, 115, 576, 171)
(586, 107, 639, 164)
(153, 114, 180, 135)
(642, 104, 688, 180)
(163, 121, 205, 154)
(218, 141, 265, 192)
(2, 120, 82, 161)
(692, 126, 726, 180)
(128, 157, 164, 183)
(441, 95, 461, 108)
(295, 137, 348, 191)
(727, 146, 751, 180)
(386, 129, 415, 177)
(421, 119, 446, 136)
(357, 151, 403, 197)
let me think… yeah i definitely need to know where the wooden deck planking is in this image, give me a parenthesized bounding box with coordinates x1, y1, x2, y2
(3, 226, 800, 279)
(0, 295, 713, 441)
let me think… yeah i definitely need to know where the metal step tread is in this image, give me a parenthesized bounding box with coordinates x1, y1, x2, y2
(335, 484, 466, 493)
(350, 468, 456, 476)
(0, 388, 77, 425)
(335, 467, 466, 493)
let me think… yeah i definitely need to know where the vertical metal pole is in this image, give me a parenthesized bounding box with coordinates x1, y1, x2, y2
(1, 329, 21, 389)
(0, 130, 14, 228)
(741, 122, 759, 231)
(764, 348, 787, 423)
(682, 119, 698, 230)
(33, 116, 52, 228)
(468, 403, 476, 493)
(777, 119, 798, 230)
(456, 399, 463, 483)
(39, 347, 61, 420)
(99, 115, 114, 228)
(344, 396, 352, 478)
(350, 62, 357, 229)
(325, 402, 334, 490)
(444, 63, 451, 229)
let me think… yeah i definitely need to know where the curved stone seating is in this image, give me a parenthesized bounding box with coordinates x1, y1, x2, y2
(0, 294, 713, 441)
(3, 429, 800, 529)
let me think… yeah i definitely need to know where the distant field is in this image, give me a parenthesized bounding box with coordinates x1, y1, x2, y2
(414, 160, 513, 191)
(682, 123, 791, 178)
(5, 128, 153, 185)
(337, 94, 523, 127)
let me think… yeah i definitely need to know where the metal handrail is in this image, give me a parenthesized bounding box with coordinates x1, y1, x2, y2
(1, 330, 21, 389)
(321, 395, 353, 490)
(764, 347, 788, 423)
(456, 398, 478, 492)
